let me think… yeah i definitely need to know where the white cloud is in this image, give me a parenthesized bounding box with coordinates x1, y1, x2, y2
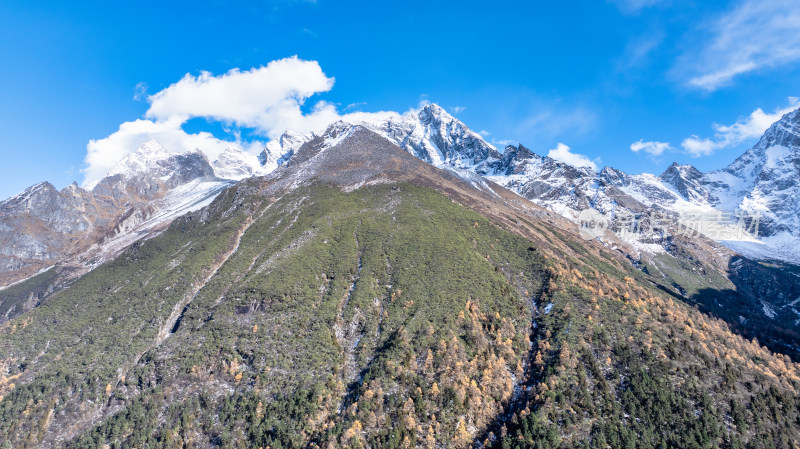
(608, 0, 664, 14)
(617, 31, 664, 71)
(451, 106, 466, 113)
(133, 82, 148, 101)
(630, 139, 671, 156)
(677, 0, 800, 91)
(681, 97, 799, 157)
(343, 102, 367, 111)
(83, 117, 266, 185)
(145, 57, 340, 138)
(681, 137, 716, 157)
(547, 143, 598, 170)
(82, 57, 394, 187)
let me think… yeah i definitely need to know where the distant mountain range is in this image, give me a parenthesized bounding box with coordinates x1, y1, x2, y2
(2, 103, 799, 338)
(0, 142, 232, 291)
(2, 117, 800, 448)
(210, 103, 800, 265)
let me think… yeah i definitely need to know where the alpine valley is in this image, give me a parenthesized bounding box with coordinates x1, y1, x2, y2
(2, 104, 800, 448)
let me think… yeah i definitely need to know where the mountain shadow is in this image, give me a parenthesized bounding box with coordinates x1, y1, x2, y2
(682, 256, 800, 361)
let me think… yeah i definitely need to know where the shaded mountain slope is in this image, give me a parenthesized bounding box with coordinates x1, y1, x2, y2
(1, 129, 799, 448)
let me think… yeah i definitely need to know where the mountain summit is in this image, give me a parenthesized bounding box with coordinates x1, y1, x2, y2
(2, 123, 800, 448)
(4, 103, 800, 317)
(0, 140, 233, 294)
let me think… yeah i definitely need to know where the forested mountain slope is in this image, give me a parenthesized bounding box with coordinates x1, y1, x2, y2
(1, 128, 799, 448)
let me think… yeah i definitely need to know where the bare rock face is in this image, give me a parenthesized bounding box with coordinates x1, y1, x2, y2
(0, 182, 106, 285)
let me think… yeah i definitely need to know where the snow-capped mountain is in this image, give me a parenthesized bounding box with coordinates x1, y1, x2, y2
(260, 105, 698, 231)
(0, 140, 235, 291)
(91, 140, 219, 198)
(649, 109, 800, 230)
(402, 105, 800, 265)
(261, 129, 312, 169)
(212, 148, 272, 180)
(289, 103, 800, 265)
(718, 110, 800, 237)
(88, 140, 234, 254)
(259, 104, 501, 173)
(634, 109, 800, 264)
(361, 104, 500, 169)
(3, 102, 800, 295)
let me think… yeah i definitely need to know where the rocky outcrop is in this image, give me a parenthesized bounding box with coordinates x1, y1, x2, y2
(0, 141, 231, 293)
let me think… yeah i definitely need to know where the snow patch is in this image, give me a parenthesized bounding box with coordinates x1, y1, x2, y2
(765, 145, 790, 170)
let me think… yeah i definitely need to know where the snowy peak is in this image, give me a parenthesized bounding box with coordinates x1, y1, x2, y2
(258, 103, 500, 176)
(504, 143, 537, 162)
(706, 107, 800, 234)
(487, 144, 542, 176)
(212, 148, 269, 181)
(90, 140, 217, 199)
(726, 107, 800, 180)
(498, 143, 594, 179)
(598, 166, 631, 187)
(105, 140, 213, 181)
(417, 102, 450, 121)
(752, 107, 800, 152)
(261, 129, 312, 169)
(660, 162, 703, 179)
(276, 121, 364, 168)
(106, 140, 173, 178)
(353, 103, 497, 170)
(277, 129, 313, 151)
(658, 162, 715, 204)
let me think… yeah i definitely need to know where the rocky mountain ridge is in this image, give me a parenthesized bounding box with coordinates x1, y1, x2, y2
(0, 142, 233, 300)
(2, 103, 799, 324)
(2, 125, 800, 448)
(345, 104, 800, 266)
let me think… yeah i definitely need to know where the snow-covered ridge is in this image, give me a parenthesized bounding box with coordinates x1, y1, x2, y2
(642, 108, 800, 263)
(212, 148, 271, 181)
(107, 139, 175, 177)
(257, 103, 499, 174)
(253, 104, 800, 265)
(359, 104, 800, 265)
(360, 104, 498, 169)
(3, 102, 799, 288)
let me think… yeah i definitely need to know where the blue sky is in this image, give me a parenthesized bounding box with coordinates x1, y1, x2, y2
(1, 0, 798, 198)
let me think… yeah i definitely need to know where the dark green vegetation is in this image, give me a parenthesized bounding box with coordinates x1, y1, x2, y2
(643, 250, 800, 361)
(2, 180, 800, 448)
(0, 266, 58, 322)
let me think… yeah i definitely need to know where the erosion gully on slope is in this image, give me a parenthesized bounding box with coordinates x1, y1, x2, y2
(334, 224, 366, 413)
